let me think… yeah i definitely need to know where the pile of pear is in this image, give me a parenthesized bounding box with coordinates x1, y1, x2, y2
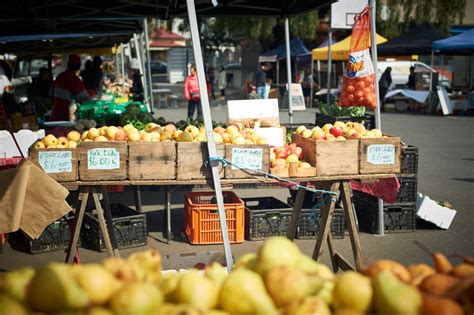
(1, 237, 473, 314)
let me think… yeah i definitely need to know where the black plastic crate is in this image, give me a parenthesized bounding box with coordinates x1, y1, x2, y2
(80, 204, 147, 252)
(297, 208, 345, 239)
(315, 113, 375, 130)
(397, 175, 418, 203)
(9, 216, 75, 254)
(353, 195, 416, 233)
(400, 145, 419, 175)
(244, 197, 293, 240)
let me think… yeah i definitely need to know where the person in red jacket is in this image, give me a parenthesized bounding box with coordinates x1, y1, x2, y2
(184, 64, 202, 120)
(50, 54, 89, 121)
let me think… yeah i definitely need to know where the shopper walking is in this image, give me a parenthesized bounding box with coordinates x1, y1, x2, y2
(378, 67, 392, 112)
(253, 63, 267, 99)
(184, 64, 202, 120)
(218, 66, 227, 100)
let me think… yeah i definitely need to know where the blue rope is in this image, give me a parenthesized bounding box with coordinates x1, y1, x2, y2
(208, 156, 338, 198)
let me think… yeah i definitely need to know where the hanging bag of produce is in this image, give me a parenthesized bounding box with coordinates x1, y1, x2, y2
(339, 5, 376, 109)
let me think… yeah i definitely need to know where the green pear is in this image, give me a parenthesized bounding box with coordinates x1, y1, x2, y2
(286, 296, 331, 315)
(109, 282, 163, 315)
(333, 271, 373, 312)
(159, 303, 201, 315)
(254, 237, 302, 275)
(175, 270, 219, 310)
(127, 250, 162, 283)
(27, 263, 89, 312)
(219, 269, 278, 315)
(160, 272, 181, 303)
(0, 267, 35, 302)
(234, 253, 257, 270)
(314, 280, 335, 306)
(0, 294, 29, 315)
(296, 255, 335, 280)
(374, 271, 422, 315)
(205, 262, 228, 289)
(263, 266, 312, 307)
(74, 264, 121, 305)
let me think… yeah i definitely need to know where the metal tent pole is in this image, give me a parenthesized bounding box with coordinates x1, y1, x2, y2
(277, 60, 280, 86)
(285, 17, 293, 123)
(120, 43, 125, 83)
(326, 27, 332, 105)
(317, 59, 321, 90)
(310, 57, 314, 108)
(369, 0, 384, 236)
(139, 32, 151, 112)
(134, 33, 150, 111)
(143, 19, 155, 110)
(186, 0, 234, 272)
(429, 50, 435, 92)
(115, 45, 119, 81)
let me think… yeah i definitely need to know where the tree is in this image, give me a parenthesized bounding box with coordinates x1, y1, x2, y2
(377, 0, 467, 38)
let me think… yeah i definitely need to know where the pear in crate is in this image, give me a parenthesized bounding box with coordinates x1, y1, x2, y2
(219, 269, 278, 315)
(0, 267, 35, 302)
(127, 249, 162, 283)
(264, 265, 312, 307)
(74, 264, 121, 305)
(205, 263, 228, 289)
(0, 294, 29, 315)
(333, 271, 373, 313)
(374, 271, 421, 315)
(254, 237, 302, 275)
(109, 282, 163, 315)
(234, 253, 257, 270)
(175, 270, 219, 310)
(286, 296, 330, 315)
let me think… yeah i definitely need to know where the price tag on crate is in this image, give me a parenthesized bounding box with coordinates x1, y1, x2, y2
(231, 148, 263, 170)
(367, 144, 395, 165)
(87, 148, 120, 170)
(38, 151, 73, 173)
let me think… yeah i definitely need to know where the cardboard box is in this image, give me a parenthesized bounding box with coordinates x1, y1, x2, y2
(0, 129, 45, 158)
(253, 127, 287, 147)
(227, 99, 280, 127)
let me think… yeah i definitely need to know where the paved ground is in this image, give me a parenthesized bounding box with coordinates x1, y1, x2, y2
(1, 86, 473, 271)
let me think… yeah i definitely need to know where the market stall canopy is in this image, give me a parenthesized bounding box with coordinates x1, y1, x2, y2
(432, 29, 474, 55)
(261, 38, 310, 60)
(311, 33, 387, 60)
(295, 38, 340, 63)
(0, 32, 132, 54)
(377, 24, 445, 56)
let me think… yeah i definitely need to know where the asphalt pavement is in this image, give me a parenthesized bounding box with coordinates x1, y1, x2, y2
(1, 87, 473, 271)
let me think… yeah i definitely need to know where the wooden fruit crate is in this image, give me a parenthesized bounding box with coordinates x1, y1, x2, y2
(128, 142, 176, 180)
(176, 142, 225, 180)
(292, 133, 359, 176)
(359, 136, 401, 174)
(224, 144, 269, 179)
(78, 141, 128, 181)
(29, 148, 78, 182)
(270, 167, 289, 178)
(288, 162, 316, 177)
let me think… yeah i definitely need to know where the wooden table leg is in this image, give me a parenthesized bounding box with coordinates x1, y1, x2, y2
(163, 186, 172, 243)
(134, 186, 142, 213)
(101, 187, 120, 257)
(92, 192, 114, 257)
(287, 183, 307, 241)
(341, 181, 362, 271)
(312, 181, 340, 262)
(326, 230, 338, 273)
(66, 190, 88, 264)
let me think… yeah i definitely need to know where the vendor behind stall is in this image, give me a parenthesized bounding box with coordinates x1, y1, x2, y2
(50, 54, 89, 121)
(128, 59, 144, 102)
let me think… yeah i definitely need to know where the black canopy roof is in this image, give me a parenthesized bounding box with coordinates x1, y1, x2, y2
(377, 24, 446, 56)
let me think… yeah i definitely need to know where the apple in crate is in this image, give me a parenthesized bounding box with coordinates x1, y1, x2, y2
(298, 162, 312, 168)
(274, 147, 289, 159)
(285, 154, 299, 166)
(271, 158, 286, 168)
(329, 126, 343, 138)
(67, 130, 81, 142)
(311, 128, 327, 140)
(301, 129, 312, 139)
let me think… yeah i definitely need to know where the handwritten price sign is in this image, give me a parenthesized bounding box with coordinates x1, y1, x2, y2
(38, 151, 73, 173)
(367, 144, 395, 165)
(231, 148, 263, 170)
(87, 148, 120, 170)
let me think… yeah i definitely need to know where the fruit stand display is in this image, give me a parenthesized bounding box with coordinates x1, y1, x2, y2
(0, 237, 473, 315)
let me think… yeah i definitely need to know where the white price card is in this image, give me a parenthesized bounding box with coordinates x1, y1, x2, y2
(38, 151, 72, 173)
(87, 148, 120, 170)
(367, 144, 395, 165)
(231, 148, 263, 170)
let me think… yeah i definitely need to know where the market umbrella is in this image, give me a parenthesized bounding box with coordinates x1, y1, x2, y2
(432, 29, 474, 55)
(312, 33, 387, 60)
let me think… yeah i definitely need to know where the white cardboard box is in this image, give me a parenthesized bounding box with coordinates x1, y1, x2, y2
(0, 129, 45, 158)
(416, 192, 457, 229)
(253, 127, 286, 147)
(227, 99, 280, 127)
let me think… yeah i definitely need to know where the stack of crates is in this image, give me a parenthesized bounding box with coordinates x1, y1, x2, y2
(353, 145, 419, 233)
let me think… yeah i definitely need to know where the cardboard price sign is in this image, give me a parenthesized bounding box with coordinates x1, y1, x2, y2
(367, 144, 395, 165)
(38, 151, 73, 173)
(231, 148, 263, 170)
(87, 148, 120, 170)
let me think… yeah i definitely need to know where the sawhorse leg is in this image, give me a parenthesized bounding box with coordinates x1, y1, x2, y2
(287, 183, 307, 240)
(163, 186, 172, 243)
(66, 190, 88, 264)
(101, 187, 120, 257)
(134, 186, 142, 213)
(341, 181, 362, 271)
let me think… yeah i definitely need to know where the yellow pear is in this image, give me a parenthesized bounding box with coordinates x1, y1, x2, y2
(109, 282, 163, 315)
(333, 271, 373, 312)
(175, 270, 219, 310)
(74, 264, 120, 305)
(254, 237, 302, 276)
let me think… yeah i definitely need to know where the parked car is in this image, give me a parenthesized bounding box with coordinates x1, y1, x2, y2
(149, 61, 167, 74)
(377, 60, 451, 91)
(11, 55, 51, 102)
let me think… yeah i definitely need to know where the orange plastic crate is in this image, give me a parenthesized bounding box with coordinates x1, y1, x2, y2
(184, 191, 245, 245)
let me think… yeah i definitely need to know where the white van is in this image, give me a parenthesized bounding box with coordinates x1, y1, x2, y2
(377, 60, 451, 91)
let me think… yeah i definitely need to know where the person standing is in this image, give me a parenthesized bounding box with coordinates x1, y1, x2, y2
(253, 63, 267, 99)
(218, 66, 227, 100)
(128, 58, 144, 102)
(407, 66, 416, 90)
(50, 54, 89, 121)
(184, 64, 202, 120)
(378, 67, 392, 112)
(28, 67, 53, 99)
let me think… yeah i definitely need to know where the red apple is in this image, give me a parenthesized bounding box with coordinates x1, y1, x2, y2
(274, 147, 289, 159)
(289, 146, 303, 160)
(329, 126, 343, 138)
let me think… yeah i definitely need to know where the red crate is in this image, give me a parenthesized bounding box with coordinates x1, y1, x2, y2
(184, 191, 245, 245)
(0, 157, 23, 170)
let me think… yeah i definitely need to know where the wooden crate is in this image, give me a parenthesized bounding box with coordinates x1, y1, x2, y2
(29, 148, 78, 182)
(270, 167, 289, 178)
(224, 144, 270, 179)
(292, 133, 359, 176)
(176, 142, 225, 180)
(288, 162, 316, 177)
(78, 141, 128, 181)
(359, 136, 401, 174)
(128, 142, 176, 180)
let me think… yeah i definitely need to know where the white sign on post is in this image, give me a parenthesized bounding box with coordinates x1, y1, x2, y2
(87, 148, 120, 170)
(331, 0, 367, 29)
(367, 144, 395, 165)
(38, 151, 72, 173)
(285, 83, 306, 111)
(231, 148, 263, 170)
